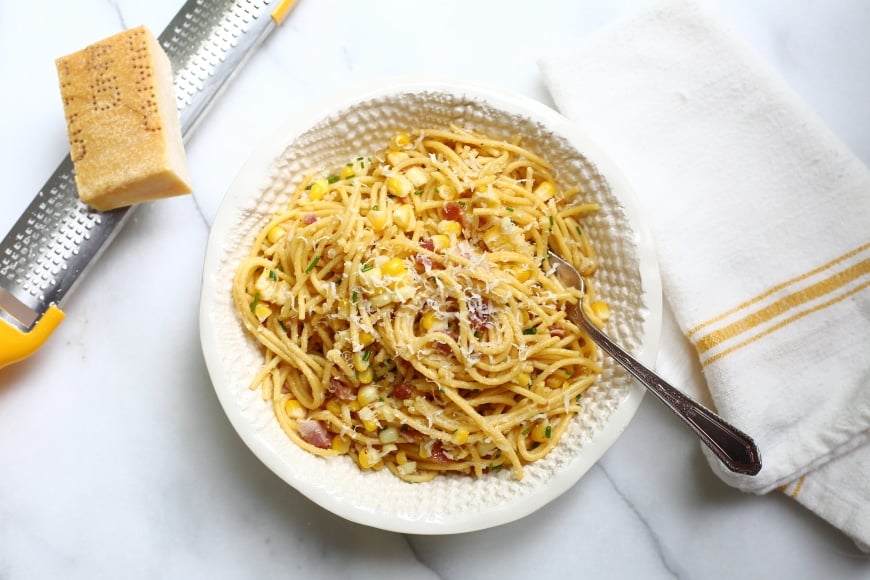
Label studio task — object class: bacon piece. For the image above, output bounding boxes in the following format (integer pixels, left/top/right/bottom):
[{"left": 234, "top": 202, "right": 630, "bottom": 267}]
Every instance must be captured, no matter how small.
[
  {"left": 328, "top": 376, "right": 356, "bottom": 401},
  {"left": 393, "top": 382, "right": 414, "bottom": 400},
  {"left": 303, "top": 213, "right": 317, "bottom": 225},
  {"left": 419, "top": 238, "right": 435, "bottom": 252},
  {"left": 297, "top": 420, "right": 332, "bottom": 449},
  {"left": 548, "top": 325, "right": 567, "bottom": 338},
  {"left": 429, "top": 441, "right": 452, "bottom": 465},
  {"left": 400, "top": 425, "right": 424, "bottom": 441},
  {"left": 434, "top": 329, "right": 459, "bottom": 354},
  {"left": 443, "top": 201, "right": 463, "bottom": 224}
]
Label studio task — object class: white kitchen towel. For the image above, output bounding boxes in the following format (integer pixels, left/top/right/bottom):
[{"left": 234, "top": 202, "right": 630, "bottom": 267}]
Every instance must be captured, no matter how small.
[{"left": 540, "top": 0, "right": 870, "bottom": 549}]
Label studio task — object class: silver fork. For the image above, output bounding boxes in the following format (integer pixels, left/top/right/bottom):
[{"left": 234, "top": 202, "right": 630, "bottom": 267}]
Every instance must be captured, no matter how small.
[{"left": 548, "top": 251, "right": 762, "bottom": 476}]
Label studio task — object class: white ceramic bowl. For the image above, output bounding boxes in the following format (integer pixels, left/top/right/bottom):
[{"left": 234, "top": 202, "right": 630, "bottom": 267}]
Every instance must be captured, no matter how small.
[{"left": 199, "top": 79, "right": 661, "bottom": 534}]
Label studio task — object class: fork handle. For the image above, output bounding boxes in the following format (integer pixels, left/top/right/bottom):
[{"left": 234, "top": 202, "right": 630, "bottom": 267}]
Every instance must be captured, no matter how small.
[{"left": 574, "top": 306, "right": 762, "bottom": 475}]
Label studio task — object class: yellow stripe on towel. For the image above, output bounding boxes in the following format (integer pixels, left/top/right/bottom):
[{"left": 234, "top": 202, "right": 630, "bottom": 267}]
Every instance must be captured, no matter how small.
[{"left": 688, "top": 243, "right": 870, "bottom": 366}]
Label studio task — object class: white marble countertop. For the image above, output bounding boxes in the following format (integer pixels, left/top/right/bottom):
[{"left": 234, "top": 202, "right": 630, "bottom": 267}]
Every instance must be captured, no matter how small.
[{"left": 1, "top": 1, "right": 868, "bottom": 578}]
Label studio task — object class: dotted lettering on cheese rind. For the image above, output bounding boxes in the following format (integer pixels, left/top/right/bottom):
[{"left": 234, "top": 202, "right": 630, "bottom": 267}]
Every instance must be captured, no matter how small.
[
  {"left": 126, "top": 27, "right": 161, "bottom": 133},
  {"left": 86, "top": 42, "right": 121, "bottom": 114}
]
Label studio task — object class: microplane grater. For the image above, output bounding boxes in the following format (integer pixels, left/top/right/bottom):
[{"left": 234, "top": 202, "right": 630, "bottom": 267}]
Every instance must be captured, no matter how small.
[{"left": 0, "top": 0, "right": 298, "bottom": 369}]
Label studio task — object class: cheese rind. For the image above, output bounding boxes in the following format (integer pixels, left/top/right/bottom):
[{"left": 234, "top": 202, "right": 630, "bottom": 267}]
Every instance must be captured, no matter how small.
[{"left": 56, "top": 26, "right": 192, "bottom": 211}]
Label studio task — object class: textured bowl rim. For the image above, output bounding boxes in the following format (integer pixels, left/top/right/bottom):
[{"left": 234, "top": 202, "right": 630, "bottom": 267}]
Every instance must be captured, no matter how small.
[{"left": 199, "top": 77, "right": 662, "bottom": 534}]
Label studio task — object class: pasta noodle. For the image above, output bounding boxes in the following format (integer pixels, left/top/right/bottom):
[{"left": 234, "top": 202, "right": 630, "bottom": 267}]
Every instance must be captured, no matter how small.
[{"left": 233, "top": 126, "right": 608, "bottom": 482}]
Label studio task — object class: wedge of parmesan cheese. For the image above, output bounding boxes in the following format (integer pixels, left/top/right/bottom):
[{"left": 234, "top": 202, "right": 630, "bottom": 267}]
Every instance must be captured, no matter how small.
[{"left": 55, "top": 26, "right": 192, "bottom": 211}]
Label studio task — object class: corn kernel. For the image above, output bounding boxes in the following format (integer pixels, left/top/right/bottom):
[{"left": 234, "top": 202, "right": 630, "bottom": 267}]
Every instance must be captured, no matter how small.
[
  {"left": 591, "top": 301, "right": 610, "bottom": 322},
  {"left": 405, "top": 166, "right": 428, "bottom": 188},
  {"left": 473, "top": 189, "right": 499, "bottom": 208},
  {"left": 544, "top": 374, "right": 564, "bottom": 389},
  {"left": 397, "top": 461, "right": 417, "bottom": 476},
  {"left": 515, "top": 268, "right": 532, "bottom": 283},
  {"left": 284, "top": 399, "right": 306, "bottom": 419},
  {"left": 267, "top": 225, "right": 286, "bottom": 244},
  {"left": 531, "top": 422, "right": 551, "bottom": 443},
  {"left": 437, "top": 220, "right": 462, "bottom": 236},
  {"left": 339, "top": 165, "right": 356, "bottom": 180},
  {"left": 395, "top": 450, "right": 408, "bottom": 465},
  {"left": 379, "top": 426, "right": 400, "bottom": 444},
  {"left": 358, "top": 331, "right": 375, "bottom": 347},
  {"left": 436, "top": 183, "right": 457, "bottom": 200},
  {"left": 391, "top": 204, "right": 416, "bottom": 231},
  {"left": 309, "top": 177, "right": 329, "bottom": 201},
  {"left": 363, "top": 419, "right": 379, "bottom": 433},
  {"left": 357, "top": 384, "right": 379, "bottom": 405},
  {"left": 367, "top": 209, "right": 388, "bottom": 232},
  {"left": 331, "top": 436, "right": 351, "bottom": 454},
  {"left": 326, "top": 399, "right": 342, "bottom": 416},
  {"left": 390, "top": 132, "right": 412, "bottom": 150},
  {"left": 358, "top": 447, "right": 376, "bottom": 469},
  {"left": 515, "top": 372, "right": 531, "bottom": 388},
  {"left": 357, "top": 367, "right": 374, "bottom": 385},
  {"left": 352, "top": 350, "right": 370, "bottom": 372},
  {"left": 386, "top": 175, "right": 413, "bottom": 198},
  {"left": 430, "top": 234, "right": 450, "bottom": 250},
  {"left": 348, "top": 400, "right": 362, "bottom": 412},
  {"left": 368, "top": 290, "right": 392, "bottom": 308},
  {"left": 420, "top": 311, "right": 442, "bottom": 331},
  {"left": 354, "top": 158, "right": 372, "bottom": 177},
  {"left": 533, "top": 180, "right": 557, "bottom": 200},
  {"left": 253, "top": 302, "right": 271, "bottom": 322},
  {"left": 386, "top": 150, "right": 409, "bottom": 166},
  {"left": 454, "top": 428, "right": 469, "bottom": 445},
  {"left": 482, "top": 227, "right": 505, "bottom": 250},
  {"left": 380, "top": 257, "right": 407, "bottom": 277}
]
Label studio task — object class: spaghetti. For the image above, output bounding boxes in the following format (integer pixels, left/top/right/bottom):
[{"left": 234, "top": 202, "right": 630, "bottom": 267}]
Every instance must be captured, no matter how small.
[{"left": 233, "top": 126, "right": 607, "bottom": 482}]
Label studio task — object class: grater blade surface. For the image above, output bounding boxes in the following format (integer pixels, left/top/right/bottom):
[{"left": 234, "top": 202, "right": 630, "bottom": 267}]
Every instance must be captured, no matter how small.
[{"left": 0, "top": 0, "right": 282, "bottom": 332}]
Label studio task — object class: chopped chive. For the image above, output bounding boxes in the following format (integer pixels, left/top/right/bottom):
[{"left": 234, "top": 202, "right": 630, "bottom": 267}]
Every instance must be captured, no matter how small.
[
  {"left": 458, "top": 201, "right": 466, "bottom": 207},
  {"left": 268, "top": 270, "right": 278, "bottom": 281},
  {"left": 545, "top": 425, "right": 552, "bottom": 439},
  {"left": 575, "top": 226, "right": 583, "bottom": 236},
  {"left": 414, "top": 189, "right": 424, "bottom": 195},
  {"left": 346, "top": 162, "right": 353, "bottom": 167},
  {"left": 278, "top": 321, "right": 287, "bottom": 333},
  {"left": 356, "top": 157, "right": 364, "bottom": 161},
  {"left": 351, "top": 290, "right": 359, "bottom": 303},
  {"left": 305, "top": 256, "right": 320, "bottom": 273},
  {"left": 521, "top": 427, "right": 531, "bottom": 436},
  {"left": 361, "top": 263, "right": 374, "bottom": 273},
  {"left": 327, "top": 175, "right": 340, "bottom": 184},
  {"left": 522, "top": 326, "right": 538, "bottom": 335},
  {"left": 489, "top": 463, "right": 504, "bottom": 471},
  {"left": 344, "top": 173, "right": 355, "bottom": 180},
  {"left": 549, "top": 215, "right": 554, "bottom": 227},
  {"left": 362, "top": 349, "right": 371, "bottom": 362},
  {"left": 505, "top": 206, "right": 514, "bottom": 212},
  {"left": 250, "top": 293, "right": 260, "bottom": 313},
  {"left": 372, "top": 204, "right": 380, "bottom": 211},
  {"left": 304, "top": 184, "right": 312, "bottom": 190}
]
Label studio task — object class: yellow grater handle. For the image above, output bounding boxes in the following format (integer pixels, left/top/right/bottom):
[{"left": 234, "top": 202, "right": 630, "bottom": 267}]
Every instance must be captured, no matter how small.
[{"left": 0, "top": 306, "right": 65, "bottom": 370}]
